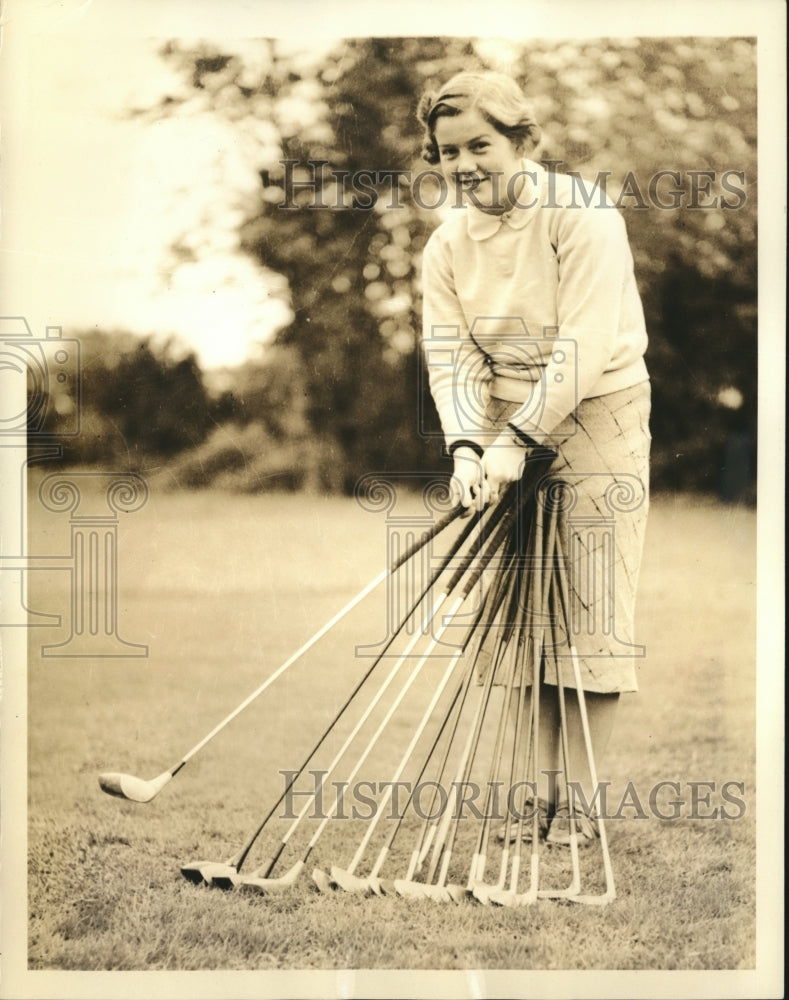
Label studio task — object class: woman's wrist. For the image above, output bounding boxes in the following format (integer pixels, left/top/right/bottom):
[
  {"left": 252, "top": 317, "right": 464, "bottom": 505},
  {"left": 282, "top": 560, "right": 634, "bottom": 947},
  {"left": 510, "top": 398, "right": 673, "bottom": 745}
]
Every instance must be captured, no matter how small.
[{"left": 445, "top": 439, "right": 484, "bottom": 460}]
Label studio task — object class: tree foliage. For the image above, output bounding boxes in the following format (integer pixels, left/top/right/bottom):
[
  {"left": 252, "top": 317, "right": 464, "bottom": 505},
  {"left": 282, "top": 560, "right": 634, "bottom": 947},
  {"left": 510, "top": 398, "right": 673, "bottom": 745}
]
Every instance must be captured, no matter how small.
[
  {"left": 38, "top": 331, "right": 217, "bottom": 468},
  {"left": 124, "top": 37, "right": 758, "bottom": 496}
]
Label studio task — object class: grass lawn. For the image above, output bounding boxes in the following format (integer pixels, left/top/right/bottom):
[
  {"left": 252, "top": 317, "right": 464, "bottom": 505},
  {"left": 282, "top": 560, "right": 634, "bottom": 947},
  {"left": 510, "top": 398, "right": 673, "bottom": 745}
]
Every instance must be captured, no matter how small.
[{"left": 23, "top": 484, "right": 757, "bottom": 974}]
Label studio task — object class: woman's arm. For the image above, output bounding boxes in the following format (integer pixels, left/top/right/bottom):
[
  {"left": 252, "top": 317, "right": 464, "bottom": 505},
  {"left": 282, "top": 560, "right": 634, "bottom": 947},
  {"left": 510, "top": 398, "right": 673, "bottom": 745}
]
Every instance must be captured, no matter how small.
[
  {"left": 504, "top": 202, "right": 640, "bottom": 446},
  {"left": 421, "top": 232, "right": 495, "bottom": 453},
  {"left": 484, "top": 201, "right": 642, "bottom": 493}
]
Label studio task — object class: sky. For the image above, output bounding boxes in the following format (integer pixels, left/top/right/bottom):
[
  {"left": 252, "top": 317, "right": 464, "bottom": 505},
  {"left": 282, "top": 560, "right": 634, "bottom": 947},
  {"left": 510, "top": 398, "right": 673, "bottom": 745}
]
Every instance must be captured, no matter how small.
[{"left": 1, "top": 6, "right": 336, "bottom": 369}]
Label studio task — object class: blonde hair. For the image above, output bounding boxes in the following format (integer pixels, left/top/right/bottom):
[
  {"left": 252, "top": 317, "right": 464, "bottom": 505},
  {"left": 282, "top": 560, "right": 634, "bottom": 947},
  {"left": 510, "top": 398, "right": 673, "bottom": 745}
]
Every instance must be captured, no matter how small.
[{"left": 417, "top": 72, "right": 541, "bottom": 165}]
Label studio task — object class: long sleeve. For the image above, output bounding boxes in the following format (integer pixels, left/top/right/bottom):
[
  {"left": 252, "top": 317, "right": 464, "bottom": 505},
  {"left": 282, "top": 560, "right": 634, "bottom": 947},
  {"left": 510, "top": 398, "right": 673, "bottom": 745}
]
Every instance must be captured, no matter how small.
[
  {"left": 506, "top": 202, "right": 648, "bottom": 445},
  {"left": 421, "top": 232, "right": 497, "bottom": 450}
]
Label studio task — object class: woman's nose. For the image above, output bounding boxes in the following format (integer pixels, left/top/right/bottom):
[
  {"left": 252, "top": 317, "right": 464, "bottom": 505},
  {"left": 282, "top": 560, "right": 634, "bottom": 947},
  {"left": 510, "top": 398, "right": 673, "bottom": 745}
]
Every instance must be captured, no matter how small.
[{"left": 456, "top": 150, "right": 476, "bottom": 174}]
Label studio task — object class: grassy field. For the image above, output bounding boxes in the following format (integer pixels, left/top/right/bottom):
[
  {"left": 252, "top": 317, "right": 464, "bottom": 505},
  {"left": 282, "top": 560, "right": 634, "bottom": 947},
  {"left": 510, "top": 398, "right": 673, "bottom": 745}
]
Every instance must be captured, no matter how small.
[{"left": 23, "top": 484, "right": 757, "bottom": 974}]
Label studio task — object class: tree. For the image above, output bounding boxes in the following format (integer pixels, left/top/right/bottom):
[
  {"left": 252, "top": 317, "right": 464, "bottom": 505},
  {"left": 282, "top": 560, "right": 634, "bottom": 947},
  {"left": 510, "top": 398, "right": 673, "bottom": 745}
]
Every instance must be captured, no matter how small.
[
  {"left": 45, "top": 331, "right": 217, "bottom": 468},
  {"left": 143, "top": 36, "right": 757, "bottom": 495}
]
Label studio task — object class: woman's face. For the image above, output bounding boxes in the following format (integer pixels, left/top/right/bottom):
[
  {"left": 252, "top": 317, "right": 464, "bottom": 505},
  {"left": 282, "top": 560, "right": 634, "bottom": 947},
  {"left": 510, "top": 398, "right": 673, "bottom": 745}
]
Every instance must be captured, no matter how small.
[{"left": 433, "top": 107, "right": 524, "bottom": 215}]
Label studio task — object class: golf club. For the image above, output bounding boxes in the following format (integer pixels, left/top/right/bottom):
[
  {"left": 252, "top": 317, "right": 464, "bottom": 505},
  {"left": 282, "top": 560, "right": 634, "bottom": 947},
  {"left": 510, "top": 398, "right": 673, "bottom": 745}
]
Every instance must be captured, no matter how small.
[
  {"left": 552, "top": 526, "right": 617, "bottom": 906},
  {"left": 396, "top": 550, "right": 524, "bottom": 902},
  {"left": 322, "top": 507, "right": 517, "bottom": 894},
  {"left": 236, "top": 581, "right": 487, "bottom": 895},
  {"left": 99, "top": 502, "right": 464, "bottom": 803},
  {"left": 181, "top": 502, "right": 493, "bottom": 884},
  {"left": 201, "top": 492, "right": 517, "bottom": 887}
]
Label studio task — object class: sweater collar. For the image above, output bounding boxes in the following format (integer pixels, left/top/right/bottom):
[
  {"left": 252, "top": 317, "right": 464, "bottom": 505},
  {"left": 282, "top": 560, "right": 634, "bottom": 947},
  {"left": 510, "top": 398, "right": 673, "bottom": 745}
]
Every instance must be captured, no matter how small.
[{"left": 466, "top": 158, "right": 545, "bottom": 241}]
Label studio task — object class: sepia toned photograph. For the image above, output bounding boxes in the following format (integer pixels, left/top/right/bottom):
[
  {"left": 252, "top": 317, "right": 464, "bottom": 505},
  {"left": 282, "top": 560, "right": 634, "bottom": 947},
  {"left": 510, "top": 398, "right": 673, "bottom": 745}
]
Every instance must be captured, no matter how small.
[{"left": 0, "top": 1, "right": 784, "bottom": 998}]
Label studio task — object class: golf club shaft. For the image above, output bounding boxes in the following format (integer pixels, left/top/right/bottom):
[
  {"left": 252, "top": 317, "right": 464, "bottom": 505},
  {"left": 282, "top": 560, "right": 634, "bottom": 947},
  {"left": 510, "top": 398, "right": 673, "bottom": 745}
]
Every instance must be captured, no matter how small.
[
  {"left": 290, "top": 592, "right": 474, "bottom": 873},
  {"left": 227, "top": 503, "right": 493, "bottom": 871},
  {"left": 163, "top": 503, "right": 465, "bottom": 780},
  {"left": 250, "top": 496, "right": 522, "bottom": 875},
  {"left": 552, "top": 527, "right": 616, "bottom": 902},
  {"left": 428, "top": 556, "right": 524, "bottom": 887},
  {"left": 342, "top": 510, "right": 520, "bottom": 875},
  {"left": 549, "top": 571, "right": 582, "bottom": 894}
]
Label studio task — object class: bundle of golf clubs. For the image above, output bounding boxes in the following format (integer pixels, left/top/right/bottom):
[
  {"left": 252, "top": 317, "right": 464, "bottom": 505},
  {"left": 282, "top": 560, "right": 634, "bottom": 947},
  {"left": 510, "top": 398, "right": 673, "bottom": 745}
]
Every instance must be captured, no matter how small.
[{"left": 99, "top": 452, "right": 614, "bottom": 907}]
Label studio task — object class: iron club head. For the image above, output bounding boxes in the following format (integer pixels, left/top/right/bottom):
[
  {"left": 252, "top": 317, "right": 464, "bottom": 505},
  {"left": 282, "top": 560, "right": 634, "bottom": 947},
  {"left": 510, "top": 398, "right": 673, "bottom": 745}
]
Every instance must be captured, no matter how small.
[
  {"left": 394, "top": 879, "right": 453, "bottom": 902},
  {"left": 236, "top": 860, "right": 305, "bottom": 894},
  {"left": 444, "top": 883, "right": 473, "bottom": 904},
  {"left": 311, "top": 868, "right": 337, "bottom": 893},
  {"left": 329, "top": 866, "right": 375, "bottom": 895}
]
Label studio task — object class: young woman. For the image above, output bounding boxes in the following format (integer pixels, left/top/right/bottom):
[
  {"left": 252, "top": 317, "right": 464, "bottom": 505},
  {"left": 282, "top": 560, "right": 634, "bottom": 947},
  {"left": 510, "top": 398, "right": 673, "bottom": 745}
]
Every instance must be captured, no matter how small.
[{"left": 418, "top": 71, "right": 651, "bottom": 843}]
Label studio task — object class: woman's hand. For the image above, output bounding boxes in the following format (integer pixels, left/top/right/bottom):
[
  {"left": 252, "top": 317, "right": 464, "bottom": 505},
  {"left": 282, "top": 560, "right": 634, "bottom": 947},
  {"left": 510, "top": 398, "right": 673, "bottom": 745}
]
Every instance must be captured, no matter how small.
[
  {"left": 482, "top": 431, "right": 528, "bottom": 504},
  {"left": 450, "top": 446, "right": 488, "bottom": 512}
]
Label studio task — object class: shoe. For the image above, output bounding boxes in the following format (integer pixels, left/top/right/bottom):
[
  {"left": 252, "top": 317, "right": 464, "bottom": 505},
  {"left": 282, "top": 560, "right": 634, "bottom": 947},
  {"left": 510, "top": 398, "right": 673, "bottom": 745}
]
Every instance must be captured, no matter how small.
[
  {"left": 495, "top": 798, "right": 551, "bottom": 843},
  {"left": 545, "top": 802, "right": 599, "bottom": 846}
]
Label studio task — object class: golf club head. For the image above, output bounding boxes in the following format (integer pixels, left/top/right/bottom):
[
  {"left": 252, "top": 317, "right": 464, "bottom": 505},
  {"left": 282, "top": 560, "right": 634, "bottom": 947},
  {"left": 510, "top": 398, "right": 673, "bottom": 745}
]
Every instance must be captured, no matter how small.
[
  {"left": 329, "top": 866, "right": 373, "bottom": 895},
  {"left": 237, "top": 860, "right": 305, "bottom": 895},
  {"left": 180, "top": 860, "right": 237, "bottom": 886},
  {"left": 375, "top": 878, "right": 395, "bottom": 896},
  {"left": 486, "top": 889, "right": 518, "bottom": 908},
  {"left": 444, "top": 882, "right": 472, "bottom": 904},
  {"left": 394, "top": 879, "right": 452, "bottom": 902},
  {"left": 365, "top": 876, "right": 384, "bottom": 896},
  {"left": 311, "top": 868, "right": 337, "bottom": 893},
  {"left": 98, "top": 770, "right": 171, "bottom": 803},
  {"left": 567, "top": 889, "right": 617, "bottom": 907},
  {"left": 210, "top": 870, "right": 243, "bottom": 891},
  {"left": 471, "top": 884, "right": 495, "bottom": 905}
]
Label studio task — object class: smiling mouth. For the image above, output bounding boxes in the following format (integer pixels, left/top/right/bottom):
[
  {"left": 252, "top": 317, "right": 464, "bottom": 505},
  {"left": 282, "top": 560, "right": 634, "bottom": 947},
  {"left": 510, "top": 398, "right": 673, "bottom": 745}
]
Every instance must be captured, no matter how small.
[{"left": 456, "top": 174, "right": 486, "bottom": 192}]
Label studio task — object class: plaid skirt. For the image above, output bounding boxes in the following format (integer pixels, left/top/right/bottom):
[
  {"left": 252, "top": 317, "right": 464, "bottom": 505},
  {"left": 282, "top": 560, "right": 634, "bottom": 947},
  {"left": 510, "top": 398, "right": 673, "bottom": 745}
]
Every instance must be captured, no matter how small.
[{"left": 475, "top": 380, "right": 651, "bottom": 694}]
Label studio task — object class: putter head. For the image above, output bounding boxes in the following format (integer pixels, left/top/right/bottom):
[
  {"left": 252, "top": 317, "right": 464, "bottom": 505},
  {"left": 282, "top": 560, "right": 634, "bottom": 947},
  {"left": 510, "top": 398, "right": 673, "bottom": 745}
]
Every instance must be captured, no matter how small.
[
  {"left": 311, "top": 868, "right": 337, "bottom": 893},
  {"left": 329, "top": 866, "right": 373, "bottom": 895},
  {"left": 98, "top": 770, "right": 171, "bottom": 803},
  {"left": 375, "top": 878, "right": 395, "bottom": 896},
  {"left": 180, "top": 860, "right": 237, "bottom": 886}
]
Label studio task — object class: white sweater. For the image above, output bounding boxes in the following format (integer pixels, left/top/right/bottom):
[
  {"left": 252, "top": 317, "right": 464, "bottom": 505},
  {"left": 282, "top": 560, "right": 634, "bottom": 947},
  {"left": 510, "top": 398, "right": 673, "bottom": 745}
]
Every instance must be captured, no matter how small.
[{"left": 421, "top": 158, "right": 649, "bottom": 448}]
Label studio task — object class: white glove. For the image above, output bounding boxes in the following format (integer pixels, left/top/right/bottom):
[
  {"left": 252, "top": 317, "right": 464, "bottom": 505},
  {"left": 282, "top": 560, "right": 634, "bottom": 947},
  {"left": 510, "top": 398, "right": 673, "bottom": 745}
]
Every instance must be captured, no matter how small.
[{"left": 450, "top": 446, "right": 489, "bottom": 512}]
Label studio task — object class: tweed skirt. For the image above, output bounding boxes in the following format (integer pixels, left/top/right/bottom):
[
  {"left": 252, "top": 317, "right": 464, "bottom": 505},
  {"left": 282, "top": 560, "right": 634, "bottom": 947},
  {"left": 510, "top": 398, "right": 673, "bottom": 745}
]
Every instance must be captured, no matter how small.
[{"left": 475, "top": 380, "right": 651, "bottom": 694}]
